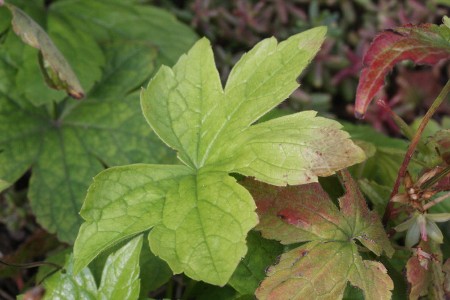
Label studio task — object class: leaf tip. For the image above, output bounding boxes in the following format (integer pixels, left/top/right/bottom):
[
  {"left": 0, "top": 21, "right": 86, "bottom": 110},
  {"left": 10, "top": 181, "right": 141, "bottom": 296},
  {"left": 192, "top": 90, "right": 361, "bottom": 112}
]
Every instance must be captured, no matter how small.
[
  {"left": 354, "top": 109, "right": 365, "bottom": 119},
  {"left": 69, "top": 90, "right": 85, "bottom": 100},
  {"left": 314, "top": 25, "right": 328, "bottom": 37}
]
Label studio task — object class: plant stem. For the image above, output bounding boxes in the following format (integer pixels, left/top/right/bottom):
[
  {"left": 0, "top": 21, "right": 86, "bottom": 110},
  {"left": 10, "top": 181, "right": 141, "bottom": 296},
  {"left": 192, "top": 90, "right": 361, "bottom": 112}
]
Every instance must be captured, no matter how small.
[
  {"left": 376, "top": 99, "right": 429, "bottom": 154},
  {"left": 383, "top": 79, "right": 450, "bottom": 224},
  {"left": 0, "top": 259, "right": 62, "bottom": 270}
]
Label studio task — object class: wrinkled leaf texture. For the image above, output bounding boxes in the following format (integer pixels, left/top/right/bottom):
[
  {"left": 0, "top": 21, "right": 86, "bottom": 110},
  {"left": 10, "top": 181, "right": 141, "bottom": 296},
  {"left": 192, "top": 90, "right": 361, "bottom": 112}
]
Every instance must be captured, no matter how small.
[
  {"left": 74, "top": 27, "right": 366, "bottom": 286},
  {"left": 247, "top": 170, "right": 394, "bottom": 300}
]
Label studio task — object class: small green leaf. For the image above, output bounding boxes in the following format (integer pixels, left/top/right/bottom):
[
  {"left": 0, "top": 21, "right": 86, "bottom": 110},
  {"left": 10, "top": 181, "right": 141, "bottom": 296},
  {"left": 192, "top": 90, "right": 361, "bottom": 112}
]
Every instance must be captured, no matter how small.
[
  {"left": 44, "top": 236, "right": 143, "bottom": 300},
  {"left": 5, "top": 3, "right": 84, "bottom": 99},
  {"left": 344, "top": 122, "right": 411, "bottom": 186},
  {"left": 98, "top": 235, "right": 143, "bottom": 300},
  {"left": 358, "top": 179, "right": 391, "bottom": 215},
  {"left": 229, "top": 231, "right": 283, "bottom": 295},
  {"left": 43, "top": 255, "right": 97, "bottom": 300}
]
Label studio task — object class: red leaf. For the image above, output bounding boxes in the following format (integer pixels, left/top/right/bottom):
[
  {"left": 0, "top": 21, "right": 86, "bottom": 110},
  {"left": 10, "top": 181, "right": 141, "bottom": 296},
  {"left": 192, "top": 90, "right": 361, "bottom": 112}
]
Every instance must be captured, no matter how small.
[
  {"left": 245, "top": 170, "right": 395, "bottom": 300},
  {"left": 354, "top": 23, "right": 450, "bottom": 118},
  {"left": 406, "top": 241, "right": 445, "bottom": 299}
]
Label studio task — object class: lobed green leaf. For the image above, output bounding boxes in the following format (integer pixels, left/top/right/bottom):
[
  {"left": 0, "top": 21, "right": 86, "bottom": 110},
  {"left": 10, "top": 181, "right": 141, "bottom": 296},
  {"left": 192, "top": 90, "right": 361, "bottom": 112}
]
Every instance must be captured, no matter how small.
[{"left": 75, "top": 27, "right": 366, "bottom": 286}]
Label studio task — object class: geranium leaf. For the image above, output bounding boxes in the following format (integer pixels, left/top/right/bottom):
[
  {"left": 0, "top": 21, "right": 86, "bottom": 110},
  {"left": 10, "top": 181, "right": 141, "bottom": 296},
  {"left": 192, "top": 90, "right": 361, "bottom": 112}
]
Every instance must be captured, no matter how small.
[
  {"left": 0, "top": 0, "right": 196, "bottom": 241},
  {"left": 256, "top": 242, "right": 392, "bottom": 300},
  {"left": 354, "top": 22, "right": 450, "bottom": 118},
  {"left": 244, "top": 180, "right": 345, "bottom": 244},
  {"left": 246, "top": 170, "right": 393, "bottom": 299},
  {"left": 48, "top": 0, "right": 196, "bottom": 67},
  {"left": 406, "top": 241, "right": 445, "bottom": 300},
  {"left": 75, "top": 27, "right": 366, "bottom": 286},
  {"left": 338, "top": 170, "right": 394, "bottom": 256},
  {"left": 142, "top": 28, "right": 365, "bottom": 184}
]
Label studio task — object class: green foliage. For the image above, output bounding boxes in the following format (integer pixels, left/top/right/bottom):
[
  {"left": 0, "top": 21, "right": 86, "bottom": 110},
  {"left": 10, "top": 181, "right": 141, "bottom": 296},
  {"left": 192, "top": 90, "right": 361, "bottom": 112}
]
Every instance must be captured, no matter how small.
[
  {"left": 43, "top": 235, "right": 143, "bottom": 300},
  {"left": 73, "top": 27, "right": 365, "bottom": 286},
  {"left": 229, "top": 231, "right": 283, "bottom": 295},
  {"left": 2, "top": 3, "right": 449, "bottom": 299},
  {"left": 0, "top": 0, "right": 197, "bottom": 242},
  {"left": 5, "top": 3, "right": 84, "bottom": 98}
]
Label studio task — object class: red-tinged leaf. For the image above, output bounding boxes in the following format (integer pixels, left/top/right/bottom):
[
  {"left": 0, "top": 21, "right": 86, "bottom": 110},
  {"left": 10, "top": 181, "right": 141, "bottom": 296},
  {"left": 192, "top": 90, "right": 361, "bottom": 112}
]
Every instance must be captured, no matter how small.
[
  {"left": 406, "top": 254, "right": 431, "bottom": 300},
  {"left": 354, "top": 23, "right": 450, "bottom": 118},
  {"left": 337, "top": 170, "right": 394, "bottom": 256},
  {"left": 406, "top": 241, "right": 445, "bottom": 300},
  {"left": 245, "top": 170, "right": 394, "bottom": 300},
  {"left": 245, "top": 170, "right": 394, "bottom": 256},
  {"left": 256, "top": 241, "right": 393, "bottom": 300},
  {"left": 245, "top": 180, "right": 344, "bottom": 244}
]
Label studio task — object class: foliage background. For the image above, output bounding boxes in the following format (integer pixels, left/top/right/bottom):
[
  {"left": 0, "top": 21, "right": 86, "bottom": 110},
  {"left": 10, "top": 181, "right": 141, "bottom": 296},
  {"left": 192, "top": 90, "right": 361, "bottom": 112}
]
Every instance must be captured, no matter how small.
[{"left": 0, "top": 0, "right": 449, "bottom": 299}]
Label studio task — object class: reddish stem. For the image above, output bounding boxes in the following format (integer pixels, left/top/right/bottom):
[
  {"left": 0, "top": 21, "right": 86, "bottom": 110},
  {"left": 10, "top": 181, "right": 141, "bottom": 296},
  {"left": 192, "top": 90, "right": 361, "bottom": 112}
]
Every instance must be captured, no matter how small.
[{"left": 383, "top": 79, "right": 450, "bottom": 224}]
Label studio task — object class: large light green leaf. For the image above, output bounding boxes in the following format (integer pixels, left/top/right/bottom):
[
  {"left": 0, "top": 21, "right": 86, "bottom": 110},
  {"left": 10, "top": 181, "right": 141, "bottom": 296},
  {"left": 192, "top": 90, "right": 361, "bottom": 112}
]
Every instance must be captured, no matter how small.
[
  {"left": 75, "top": 27, "right": 365, "bottom": 286},
  {"left": 0, "top": 1, "right": 196, "bottom": 241},
  {"left": 246, "top": 170, "right": 394, "bottom": 300}
]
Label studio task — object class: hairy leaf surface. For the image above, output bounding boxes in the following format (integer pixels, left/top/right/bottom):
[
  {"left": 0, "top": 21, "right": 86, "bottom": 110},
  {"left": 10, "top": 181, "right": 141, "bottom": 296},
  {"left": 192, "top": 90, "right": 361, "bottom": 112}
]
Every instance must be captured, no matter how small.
[
  {"left": 354, "top": 23, "right": 450, "bottom": 118},
  {"left": 75, "top": 27, "right": 365, "bottom": 285},
  {"left": 246, "top": 170, "right": 393, "bottom": 300}
]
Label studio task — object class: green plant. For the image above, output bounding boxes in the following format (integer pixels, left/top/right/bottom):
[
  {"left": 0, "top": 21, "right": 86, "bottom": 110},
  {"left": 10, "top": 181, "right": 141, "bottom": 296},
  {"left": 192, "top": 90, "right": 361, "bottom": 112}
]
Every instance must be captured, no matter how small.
[
  {"left": 2, "top": 2, "right": 450, "bottom": 300},
  {"left": 0, "top": 0, "right": 197, "bottom": 242},
  {"left": 73, "top": 26, "right": 365, "bottom": 286}
]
